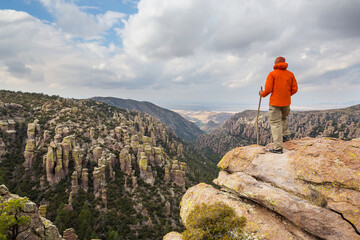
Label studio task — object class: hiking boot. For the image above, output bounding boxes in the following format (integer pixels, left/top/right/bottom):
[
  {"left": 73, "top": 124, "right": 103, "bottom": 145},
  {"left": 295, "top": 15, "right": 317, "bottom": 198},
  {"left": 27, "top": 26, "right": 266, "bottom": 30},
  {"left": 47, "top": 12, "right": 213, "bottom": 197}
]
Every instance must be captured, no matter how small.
[
  {"left": 283, "top": 135, "right": 291, "bottom": 142},
  {"left": 269, "top": 149, "right": 283, "bottom": 154}
]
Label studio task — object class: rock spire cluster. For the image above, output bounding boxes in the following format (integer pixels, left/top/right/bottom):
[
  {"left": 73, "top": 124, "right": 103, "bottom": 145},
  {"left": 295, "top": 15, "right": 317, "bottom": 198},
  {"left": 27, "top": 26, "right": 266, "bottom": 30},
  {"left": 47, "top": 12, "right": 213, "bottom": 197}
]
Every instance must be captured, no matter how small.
[{"left": 23, "top": 100, "right": 188, "bottom": 209}]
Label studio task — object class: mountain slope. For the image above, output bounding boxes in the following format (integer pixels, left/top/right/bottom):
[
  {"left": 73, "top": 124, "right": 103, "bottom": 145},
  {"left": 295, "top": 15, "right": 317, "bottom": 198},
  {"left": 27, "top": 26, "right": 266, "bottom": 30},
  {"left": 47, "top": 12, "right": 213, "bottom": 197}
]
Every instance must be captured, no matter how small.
[
  {"left": 0, "top": 90, "right": 217, "bottom": 240},
  {"left": 92, "top": 97, "right": 204, "bottom": 143},
  {"left": 196, "top": 105, "right": 360, "bottom": 156}
]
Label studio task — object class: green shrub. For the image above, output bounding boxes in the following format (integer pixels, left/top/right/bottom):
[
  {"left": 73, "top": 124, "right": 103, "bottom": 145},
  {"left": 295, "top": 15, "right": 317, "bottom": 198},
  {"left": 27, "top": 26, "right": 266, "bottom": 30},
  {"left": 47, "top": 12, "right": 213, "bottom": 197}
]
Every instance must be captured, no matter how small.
[
  {"left": 0, "top": 197, "right": 31, "bottom": 240},
  {"left": 182, "top": 202, "right": 246, "bottom": 240}
]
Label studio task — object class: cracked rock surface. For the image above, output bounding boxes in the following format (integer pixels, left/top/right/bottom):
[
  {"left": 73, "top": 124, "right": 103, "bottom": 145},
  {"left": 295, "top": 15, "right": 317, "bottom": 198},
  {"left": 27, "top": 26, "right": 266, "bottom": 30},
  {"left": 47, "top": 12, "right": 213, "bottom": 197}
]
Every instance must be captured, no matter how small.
[{"left": 170, "top": 137, "right": 360, "bottom": 240}]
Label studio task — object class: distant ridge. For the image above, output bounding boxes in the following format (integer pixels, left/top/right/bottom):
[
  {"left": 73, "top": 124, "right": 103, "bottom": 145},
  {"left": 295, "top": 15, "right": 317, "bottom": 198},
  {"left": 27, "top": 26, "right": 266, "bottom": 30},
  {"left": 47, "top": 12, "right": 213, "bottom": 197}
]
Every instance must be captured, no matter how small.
[{"left": 92, "top": 96, "right": 204, "bottom": 142}]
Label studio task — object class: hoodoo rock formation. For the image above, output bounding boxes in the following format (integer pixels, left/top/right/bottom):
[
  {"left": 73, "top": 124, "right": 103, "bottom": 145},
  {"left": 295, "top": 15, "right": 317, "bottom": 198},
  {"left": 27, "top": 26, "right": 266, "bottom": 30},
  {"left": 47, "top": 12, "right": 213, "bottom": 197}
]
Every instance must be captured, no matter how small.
[
  {"left": 166, "top": 137, "right": 360, "bottom": 240},
  {"left": 25, "top": 100, "right": 188, "bottom": 209},
  {"left": 0, "top": 138, "right": 5, "bottom": 159},
  {"left": 0, "top": 90, "right": 218, "bottom": 239},
  {"left": 23, "top": 120, "right": 41, "bottom": 168}
]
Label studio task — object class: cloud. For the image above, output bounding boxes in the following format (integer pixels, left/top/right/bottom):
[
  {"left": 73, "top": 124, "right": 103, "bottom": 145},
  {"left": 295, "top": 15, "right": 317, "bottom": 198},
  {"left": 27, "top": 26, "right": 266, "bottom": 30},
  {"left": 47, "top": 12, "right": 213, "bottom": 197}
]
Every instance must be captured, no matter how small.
[
  {"left": 1, "top": 0, "right": 360, "bottom": 109},
  {"left": 0, "top": 9, "right": 137, "bottom": 91},
  {"left": 37, "top": 0, "right": 126, "bottom": 39},
  {"left": 4, "top": 61, "right": 32, "bottom": 78},
  {"left": 122, "top": 0, "right": 252, "bottom": 59},
  {"left": 121, "top": 0, "right": 293, "bottom": 59},
  {"left": 120, "top": 0, "right": 360, "bottom": 91},
  {"left": 311, "top": 0, "right": 360, "bottom": 38}
]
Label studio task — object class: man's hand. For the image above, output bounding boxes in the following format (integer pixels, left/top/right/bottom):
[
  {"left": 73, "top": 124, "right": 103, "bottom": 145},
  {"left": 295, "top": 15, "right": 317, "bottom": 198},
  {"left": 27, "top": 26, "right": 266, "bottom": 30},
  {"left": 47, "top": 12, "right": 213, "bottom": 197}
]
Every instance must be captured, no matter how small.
[{"left": 259, "top": 90, "right": 263, "bottom": 96}]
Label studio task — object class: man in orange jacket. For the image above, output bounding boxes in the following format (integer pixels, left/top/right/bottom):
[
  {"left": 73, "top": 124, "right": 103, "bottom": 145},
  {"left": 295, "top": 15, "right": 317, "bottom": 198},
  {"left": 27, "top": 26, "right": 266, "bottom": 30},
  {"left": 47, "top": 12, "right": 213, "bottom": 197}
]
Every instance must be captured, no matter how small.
[{"left": 259, "top": 56, "right": 298, "bottom": 154}]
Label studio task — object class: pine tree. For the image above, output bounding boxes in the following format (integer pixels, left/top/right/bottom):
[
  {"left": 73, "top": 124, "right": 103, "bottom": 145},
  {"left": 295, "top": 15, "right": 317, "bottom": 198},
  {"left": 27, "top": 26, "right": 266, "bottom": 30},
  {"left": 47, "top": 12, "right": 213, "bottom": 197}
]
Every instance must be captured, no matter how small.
[
  {"left": 77, "top": 203, "right": 94, "bottom": 240},
  {"left": 0, "top": 197, "right": 31, "bottom": 240},
  {"left": 54, "top": 203, "right": 70, "bottom": 234}
]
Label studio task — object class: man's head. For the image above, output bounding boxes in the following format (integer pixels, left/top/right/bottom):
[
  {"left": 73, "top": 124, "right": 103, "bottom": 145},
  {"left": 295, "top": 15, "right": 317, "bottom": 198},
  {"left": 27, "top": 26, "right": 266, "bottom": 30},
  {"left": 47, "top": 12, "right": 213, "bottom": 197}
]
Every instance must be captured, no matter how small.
[{"left": 275, "top": 56, "right": 285, "bottom": 64}]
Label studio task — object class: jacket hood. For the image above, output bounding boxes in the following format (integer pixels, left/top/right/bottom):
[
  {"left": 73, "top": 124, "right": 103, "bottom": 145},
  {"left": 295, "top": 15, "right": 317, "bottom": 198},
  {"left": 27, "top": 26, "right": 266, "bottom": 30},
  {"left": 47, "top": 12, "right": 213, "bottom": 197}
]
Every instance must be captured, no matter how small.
[{"left": 274, "top": 62, "right": 288, "bottom": 70}]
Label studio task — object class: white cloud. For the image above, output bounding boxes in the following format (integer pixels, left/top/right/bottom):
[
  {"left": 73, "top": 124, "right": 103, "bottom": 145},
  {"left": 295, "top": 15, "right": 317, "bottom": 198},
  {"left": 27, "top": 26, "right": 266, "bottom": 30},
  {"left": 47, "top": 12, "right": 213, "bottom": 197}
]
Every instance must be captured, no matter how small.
[
  {"left": 121, "top": 0, "right": 213, "bottom": 59},
  {"left": 119, "top": 0, "right": 360, "bottom": 93},
  {"left": 1, "top": 0, "right": 360, "bottom": 110},
  {"left": 0, "top": 9, "right": 136, "bottom": 93},
  {"left": 37, "top": 0, "right": 126, "bottom": 39}
]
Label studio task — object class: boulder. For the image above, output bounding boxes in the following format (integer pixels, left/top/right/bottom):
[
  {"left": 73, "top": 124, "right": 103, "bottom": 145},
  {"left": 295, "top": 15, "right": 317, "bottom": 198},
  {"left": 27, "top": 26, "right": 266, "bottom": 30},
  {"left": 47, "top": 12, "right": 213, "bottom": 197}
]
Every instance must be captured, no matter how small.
[
  {"left": 178, "top": 138, "right": 360, "bottom": 240},
  {"left": 180, "top": 183, "right": 317, "bottom": 240},
  {"left": 63, "top": 228, "right": 78, "bottom": 240},
  {"left": 163, "top": 232, "right": 183, "bottom": 240}
]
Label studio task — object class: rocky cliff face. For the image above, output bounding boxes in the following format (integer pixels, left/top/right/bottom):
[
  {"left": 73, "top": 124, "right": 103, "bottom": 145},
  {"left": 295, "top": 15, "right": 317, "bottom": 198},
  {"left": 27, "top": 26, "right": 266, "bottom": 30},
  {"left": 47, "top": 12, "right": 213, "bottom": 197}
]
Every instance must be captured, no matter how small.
[
  {"left": 166, "top": 137, "right": 360, "bottom": 240},
  {"left": 0, "top": 185, "right": 63, "bottom": 240},
  {"left": 196, "top": 105, "right": 360, "bottom": 156}
]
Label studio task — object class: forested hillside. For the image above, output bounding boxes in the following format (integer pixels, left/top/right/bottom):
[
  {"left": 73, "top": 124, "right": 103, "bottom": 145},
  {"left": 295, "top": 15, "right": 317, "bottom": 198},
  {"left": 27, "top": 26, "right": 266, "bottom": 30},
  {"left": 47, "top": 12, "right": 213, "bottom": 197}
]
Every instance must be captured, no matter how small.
[{"left": 0, "top": 90, "right": 217, "bottom": 240}]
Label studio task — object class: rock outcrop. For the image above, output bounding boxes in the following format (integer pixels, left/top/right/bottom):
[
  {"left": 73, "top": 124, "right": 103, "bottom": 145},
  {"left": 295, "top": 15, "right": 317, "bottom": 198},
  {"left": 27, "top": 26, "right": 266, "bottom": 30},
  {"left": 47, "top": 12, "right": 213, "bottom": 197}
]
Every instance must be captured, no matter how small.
[
  {"left": 45, "top": 131, "right": 84, "bottom": 186},
  {"left": 0, "top": 185, "right": 64, "bottom": 240},
  {"left": 0, "top": 119, "right": 17, "bottom": 140},
  {"left": 63, "top": 228, "right": 78, "bottom": 240},
  {"left": 0, "top": 138, "right": 5, "bottom": 159},
  {"left": 164, "top": 158, "right": 187, "bottom": 190},
  {"left": 23, "top": 120, "right": 41, "bottom": 168},
  {"left": 172, "top": 138, "right": 360, "bottom": 240},
  {"left": 163, "top": 231, "right": 183, "bottom": 240}
]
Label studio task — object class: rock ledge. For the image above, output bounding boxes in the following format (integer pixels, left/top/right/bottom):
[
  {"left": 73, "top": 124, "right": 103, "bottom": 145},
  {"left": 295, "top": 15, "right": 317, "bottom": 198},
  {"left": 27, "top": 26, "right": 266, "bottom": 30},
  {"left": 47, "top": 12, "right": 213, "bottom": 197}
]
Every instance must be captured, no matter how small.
[{"left": 166, "top": 138, "right": 360, "bottom": 240}]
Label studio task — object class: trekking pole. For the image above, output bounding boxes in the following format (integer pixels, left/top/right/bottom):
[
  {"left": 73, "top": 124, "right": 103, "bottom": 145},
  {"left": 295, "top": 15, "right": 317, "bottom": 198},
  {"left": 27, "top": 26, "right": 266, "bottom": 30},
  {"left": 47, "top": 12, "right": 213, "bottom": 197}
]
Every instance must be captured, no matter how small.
[{"left": 256, "top": 86, "right": 263, "bottom": 145}]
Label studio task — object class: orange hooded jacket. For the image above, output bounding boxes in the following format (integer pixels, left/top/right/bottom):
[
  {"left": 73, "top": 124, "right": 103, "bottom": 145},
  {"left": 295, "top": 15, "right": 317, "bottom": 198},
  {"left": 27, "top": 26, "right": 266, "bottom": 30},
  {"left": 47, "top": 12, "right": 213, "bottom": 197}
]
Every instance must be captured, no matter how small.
[{"left": 260, "top": 62, "right": 298, "bottom": 106}]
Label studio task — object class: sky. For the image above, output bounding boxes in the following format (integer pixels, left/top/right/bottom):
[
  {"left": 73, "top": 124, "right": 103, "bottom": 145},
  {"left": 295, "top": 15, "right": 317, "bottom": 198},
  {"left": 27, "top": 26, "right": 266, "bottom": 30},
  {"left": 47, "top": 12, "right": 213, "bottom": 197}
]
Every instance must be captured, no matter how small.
[{"left": 0, "top": 0, "right": 360, "bottom": 112}]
